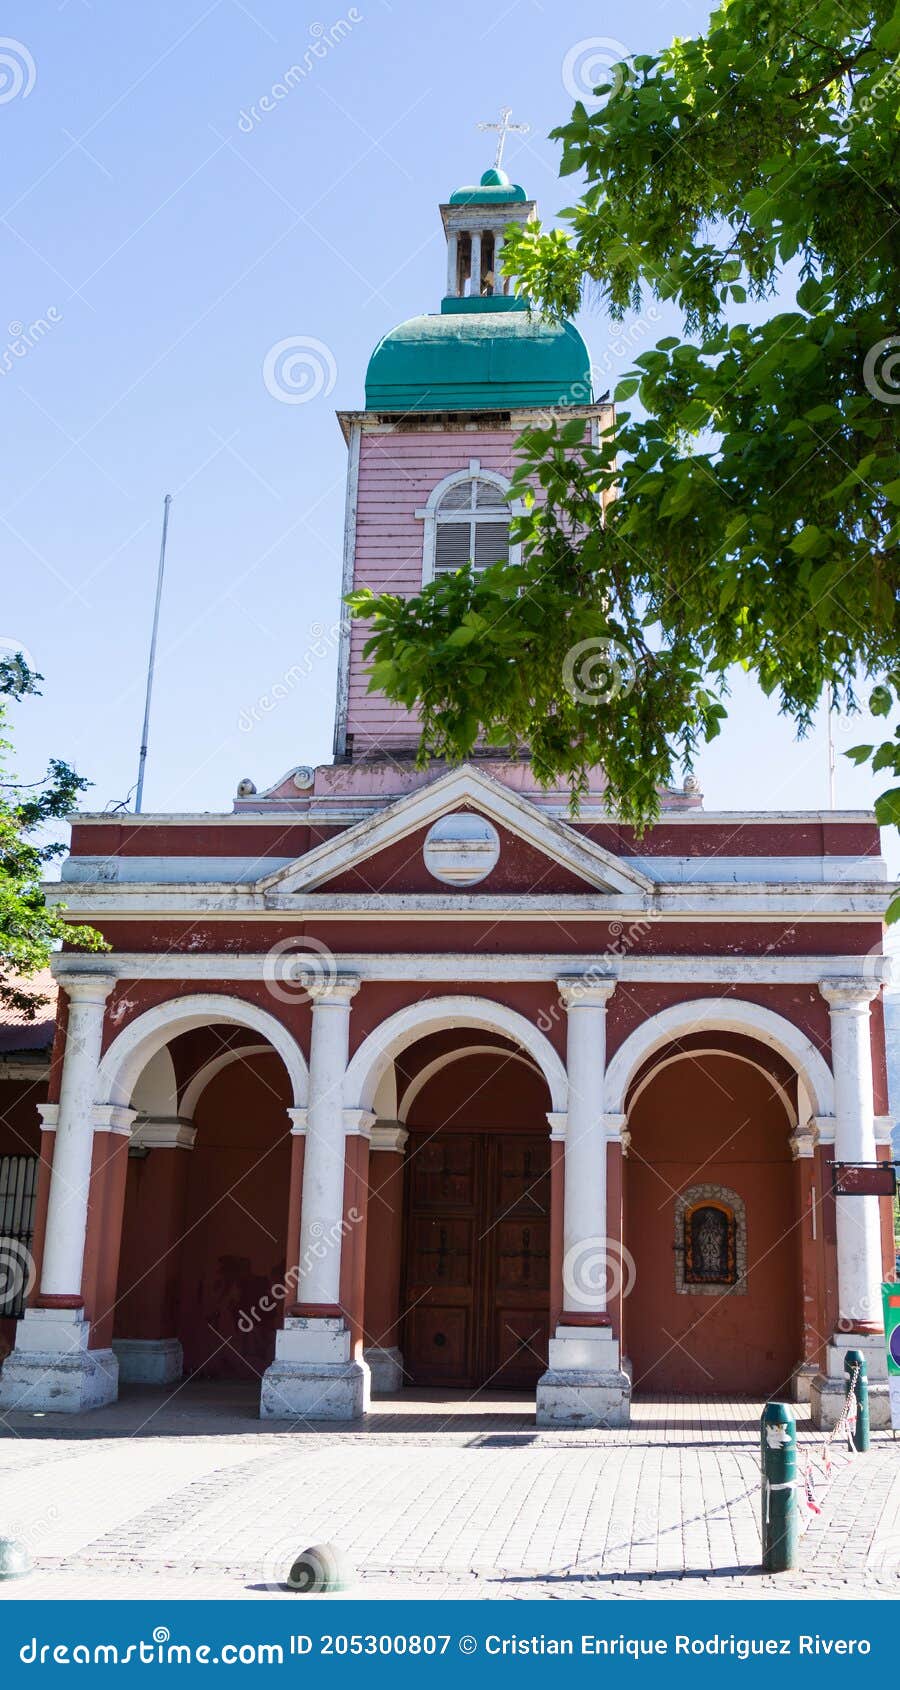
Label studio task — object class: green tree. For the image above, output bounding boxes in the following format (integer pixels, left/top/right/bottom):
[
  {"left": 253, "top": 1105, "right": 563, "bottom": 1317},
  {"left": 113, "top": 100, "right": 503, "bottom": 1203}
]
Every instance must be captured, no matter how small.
[
  {"left": 350, "top": 0, "right": 900, "bottom": 846},
  {"left": 0, "top": 655, "right": 106, "bottom": 1017}
]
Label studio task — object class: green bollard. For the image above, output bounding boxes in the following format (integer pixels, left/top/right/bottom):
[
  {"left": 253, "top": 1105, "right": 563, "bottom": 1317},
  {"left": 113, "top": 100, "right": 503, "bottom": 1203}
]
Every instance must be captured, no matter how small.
[
  {"left": 845, "top": 1349, "right": 870, "bottom": 1453},
  {"left": 760, "top": 1401, "right": 798, "bottom": 1571}
]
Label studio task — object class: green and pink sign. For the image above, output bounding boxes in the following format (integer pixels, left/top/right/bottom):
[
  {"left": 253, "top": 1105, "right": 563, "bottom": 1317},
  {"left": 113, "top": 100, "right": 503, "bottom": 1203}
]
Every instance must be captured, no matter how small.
[{"left": 883, "top": 1282, "right": 900, "bottom": 1430}]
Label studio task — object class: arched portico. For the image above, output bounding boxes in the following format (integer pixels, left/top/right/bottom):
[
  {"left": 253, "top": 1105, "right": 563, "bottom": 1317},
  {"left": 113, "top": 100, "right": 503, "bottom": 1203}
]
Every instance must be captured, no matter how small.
[
  {"left": 606, "top": 999, "right": 836, "bottom": 1402},
  {"left": 604, "top": 996, "right": 835, "bottom": 1123},
  {"left": 344, "top": 994, "right": 568, "bottom": 1115},
  {"left": 98, "top": 993, "right": 308, "bottom": 1111}
]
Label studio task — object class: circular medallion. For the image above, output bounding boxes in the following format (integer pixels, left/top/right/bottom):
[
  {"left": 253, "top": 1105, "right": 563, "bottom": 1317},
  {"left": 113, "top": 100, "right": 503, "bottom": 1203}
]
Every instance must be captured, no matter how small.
[{"left": 423, "top": 812, "right": 500, "bottom": 886}]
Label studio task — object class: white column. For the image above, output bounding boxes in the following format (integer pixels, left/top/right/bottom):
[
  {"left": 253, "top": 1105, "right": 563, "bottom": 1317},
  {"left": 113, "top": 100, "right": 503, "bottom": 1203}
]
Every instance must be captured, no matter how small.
[
  {"left": 469, "top": 230, "right": 482, "bottom": 296},
  {"left": 40, "top": 974, "right": 115, "bottom": 1299},
  {"left": 492, "top": 230, "right": 505, "bottom": 294},
  {"left": 445, "top": 231, "right": 458, "bottom": 297},
  {"left": 820, "top": 979, "right": 884, "bottom": 1333},
  {"left": 537, "top": 975, "right": 629, "bottom": 1427},
  {"left": 296, "top": 975, "right": 360, "bottom": 1308},
  {"left": 261, "top": 974, "right": 370, "bottom": 1419},
  {"left": 559, "top": 976, "right": 615, "bottom": 1317}
]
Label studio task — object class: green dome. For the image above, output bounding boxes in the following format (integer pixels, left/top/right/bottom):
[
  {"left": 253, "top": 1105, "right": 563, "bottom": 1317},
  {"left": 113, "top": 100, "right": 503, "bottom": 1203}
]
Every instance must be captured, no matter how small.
[
  {"left": 448, "top": 167, "right": 527, "bottom": 206},
  {"left": 365, "top": 303, "right": 592, "bottom": 412}
]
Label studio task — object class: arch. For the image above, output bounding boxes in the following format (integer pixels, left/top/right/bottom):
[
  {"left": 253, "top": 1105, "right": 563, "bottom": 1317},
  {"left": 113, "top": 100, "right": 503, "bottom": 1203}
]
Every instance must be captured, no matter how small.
[
  {"left": 604, "top": 997, "right": 834, "bottom": 1121},
  {"left": 98, "top": 994, "right": 308, "bottom": 1110},
  {"left": 398, "top": 1042, "right": 544, "bottom": 1124},
  {"left": 626, "top": 1047, "right": 797, "bottom": 1130},
  {"left": 130, "top": 1046, "right": 178, "bottom": 1117},
  {"left": 344, "top": 995, "right": 567, "bottom": 1114},
  {"left": 180, "top": 1043, "right": 275, "bottom": 1120}
]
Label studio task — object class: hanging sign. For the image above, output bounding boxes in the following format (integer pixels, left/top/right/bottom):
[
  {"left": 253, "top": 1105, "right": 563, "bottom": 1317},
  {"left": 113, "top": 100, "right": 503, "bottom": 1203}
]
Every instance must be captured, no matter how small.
[
  {"left": 831, "top": 1162, "right": 897, "bottom": 1197},
  {"left": 883, "top": 1283, "right": 900, "bottom": 1432}
]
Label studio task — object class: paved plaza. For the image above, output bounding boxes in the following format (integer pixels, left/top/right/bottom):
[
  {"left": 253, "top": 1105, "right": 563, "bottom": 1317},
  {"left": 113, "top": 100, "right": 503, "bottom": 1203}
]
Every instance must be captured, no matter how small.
[{"left": 0, "top": 1387, "right": 897, "bottom": 1601}]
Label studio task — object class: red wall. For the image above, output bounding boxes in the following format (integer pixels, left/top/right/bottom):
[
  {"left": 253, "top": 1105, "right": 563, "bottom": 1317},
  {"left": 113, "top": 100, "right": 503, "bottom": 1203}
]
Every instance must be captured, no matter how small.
[
  {"left": 625, "top": 1052, "right": 801, "bottom": 1396},
  {"left": 114, "top": 1052, "right": 294, "bottom": 1381}
]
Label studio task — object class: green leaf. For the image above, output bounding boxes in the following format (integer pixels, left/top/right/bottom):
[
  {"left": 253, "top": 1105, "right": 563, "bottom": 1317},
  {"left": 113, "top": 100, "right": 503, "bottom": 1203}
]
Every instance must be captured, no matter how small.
[
  {"left": 870, "top": 685, "right": 893, "bottom": 717},
  {"left": 874, "top": 786, "right": 900, "bottom": 825}
]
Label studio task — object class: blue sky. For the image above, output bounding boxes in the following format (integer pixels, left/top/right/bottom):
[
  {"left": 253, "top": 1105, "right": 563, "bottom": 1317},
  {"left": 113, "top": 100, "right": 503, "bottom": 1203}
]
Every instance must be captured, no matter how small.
[{"left": 1, "top": 0, "right": 896, "bottom": 876}]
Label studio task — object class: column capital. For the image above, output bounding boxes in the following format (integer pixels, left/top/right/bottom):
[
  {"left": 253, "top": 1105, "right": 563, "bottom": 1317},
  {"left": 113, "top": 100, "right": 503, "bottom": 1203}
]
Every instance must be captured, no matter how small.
[
  {"left": 557, "top": 974, "right": 616, "bottom": 1009},
  {"left": 56, "top": 972, "right": 117, "bottom": 1008},
  {"left": 604, "top": 1111, "right": 629, "bottom": 1143},
  {"left": 819, "top": 977, "right": 880, "bottom": 1010},
  {"left": 874, "top": 1113, "right": 896, "bottom": 1145},
  {"left": 369, "top": 1121, "right": 408, "bottom": 1153},
  {"left": 130, "top": 1116, "right": 195, "bottom": 1150},
  {"left": 307, "top": 973, "right": 360, "bottom": 1006},
  {"left": 789, "top": 1122, "right": 818, "bottom": 1160},
  {"left": 343, "top": 1108, "right": 375, "bottom": 1138},
  {"left": 93, "top": 1104, "right": 138, "bottom": 1138}
]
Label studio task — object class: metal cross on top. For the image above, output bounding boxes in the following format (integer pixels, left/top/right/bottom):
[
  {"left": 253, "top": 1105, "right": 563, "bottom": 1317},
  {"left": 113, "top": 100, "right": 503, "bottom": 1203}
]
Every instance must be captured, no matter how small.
[{"left": 476, "top": 106, "right": 530, "bottom": 170}]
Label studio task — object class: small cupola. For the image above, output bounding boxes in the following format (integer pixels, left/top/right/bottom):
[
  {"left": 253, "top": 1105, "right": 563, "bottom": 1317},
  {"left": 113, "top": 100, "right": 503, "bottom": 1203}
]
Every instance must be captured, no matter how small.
[{"left": 440, "top": 109, "right": 536, "bottom": 307}]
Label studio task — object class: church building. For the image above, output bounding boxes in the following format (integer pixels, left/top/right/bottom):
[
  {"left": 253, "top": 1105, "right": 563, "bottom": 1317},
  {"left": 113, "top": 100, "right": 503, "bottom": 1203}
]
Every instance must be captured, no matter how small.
[{"left": 0, "top": 160, "right": 895, "bottom": 1430}]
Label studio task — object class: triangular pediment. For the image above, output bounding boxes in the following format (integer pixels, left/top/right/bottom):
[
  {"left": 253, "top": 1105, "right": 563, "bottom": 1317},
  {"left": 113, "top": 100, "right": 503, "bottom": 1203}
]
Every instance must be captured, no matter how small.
[{"left": 258, "top": 765, "right": 652, "bottom": 898}]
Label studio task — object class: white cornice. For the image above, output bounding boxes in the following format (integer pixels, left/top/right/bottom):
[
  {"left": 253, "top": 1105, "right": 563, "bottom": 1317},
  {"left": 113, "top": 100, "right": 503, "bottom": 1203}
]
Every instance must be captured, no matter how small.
[
  {"left": 50, "top": 951, "right": 893, "bottom": 986},
  {"left": 66, "top": 806, "right": 881, "bottom": 825},
  {"left": 44, "top": 886, "right": 890, "bottom": 920}
]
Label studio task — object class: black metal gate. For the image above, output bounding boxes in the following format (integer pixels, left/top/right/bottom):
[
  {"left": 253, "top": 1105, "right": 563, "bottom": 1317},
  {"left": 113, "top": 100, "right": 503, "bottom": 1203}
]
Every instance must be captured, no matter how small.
[{"left": 0, "top": 1155, "right": 39, "bottom": 1318}]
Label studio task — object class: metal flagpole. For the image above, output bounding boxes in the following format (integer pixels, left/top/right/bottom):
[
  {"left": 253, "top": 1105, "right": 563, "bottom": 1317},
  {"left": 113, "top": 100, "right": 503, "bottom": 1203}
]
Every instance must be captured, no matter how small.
[
  {"left": 134, "top": 493, "right": 173, "bottom": 814},
  {"left": 826, "top": 682, "right": 836, "bottom": 809}
]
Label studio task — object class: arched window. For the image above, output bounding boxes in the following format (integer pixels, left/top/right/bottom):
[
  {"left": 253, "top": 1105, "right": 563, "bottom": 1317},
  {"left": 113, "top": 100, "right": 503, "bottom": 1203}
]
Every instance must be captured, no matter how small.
[
  {"left": 674, "top": 1183, "right": 747, "bottom": 1296},
  {"left": 417, "top": 462, "right": 521, "bottom": 584}
]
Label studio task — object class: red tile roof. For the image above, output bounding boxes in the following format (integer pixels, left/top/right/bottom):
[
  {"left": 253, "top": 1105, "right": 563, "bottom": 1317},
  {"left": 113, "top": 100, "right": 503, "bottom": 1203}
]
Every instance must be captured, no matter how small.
[{"left": 0, "top": 969, "right": 58, "bottom": 1053}]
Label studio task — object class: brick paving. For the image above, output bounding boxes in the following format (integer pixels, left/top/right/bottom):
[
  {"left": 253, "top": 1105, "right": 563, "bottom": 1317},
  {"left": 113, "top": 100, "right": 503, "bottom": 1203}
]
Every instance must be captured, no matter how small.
[{"left": 0, "top": 1387, "right": 897, "bottom": 1600}]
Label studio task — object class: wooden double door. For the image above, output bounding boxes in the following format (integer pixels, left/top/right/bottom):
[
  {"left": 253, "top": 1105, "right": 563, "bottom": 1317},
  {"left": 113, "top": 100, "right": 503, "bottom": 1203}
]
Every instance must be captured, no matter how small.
[{"left": 402, "top": 1130, "right": 551, "bottom": 1389}]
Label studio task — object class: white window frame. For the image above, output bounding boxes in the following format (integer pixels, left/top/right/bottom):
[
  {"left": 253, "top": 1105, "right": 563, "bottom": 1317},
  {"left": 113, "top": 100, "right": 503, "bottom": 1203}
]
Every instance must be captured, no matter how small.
[{"left": 415, "top": 460, "right": 523, "bottom": 585}]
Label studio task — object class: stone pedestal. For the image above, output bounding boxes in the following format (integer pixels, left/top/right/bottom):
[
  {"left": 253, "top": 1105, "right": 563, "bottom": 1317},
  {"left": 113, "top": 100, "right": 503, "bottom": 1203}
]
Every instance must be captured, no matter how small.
[
  {"left": 363, "top": 1344, "right": 404, "bottom": 1392},
  {"left": 536, "top": 1325, "right": 631, "bottom": 1428},
  {"left": 112, "top": 1337, "right": 183, "bottom": 1385},
  {"left": 791, "top": 1360, "right": 819, "bottom": 1404},
  {"left": 810, "top": 1333, "right": 891, "bottom": 1429},
  {"left": 260, "top": 1316, "right": 370, "bottom": 1421},
  {"left": 0, "top": 1307, "right": 118, "bottom": 1414}
]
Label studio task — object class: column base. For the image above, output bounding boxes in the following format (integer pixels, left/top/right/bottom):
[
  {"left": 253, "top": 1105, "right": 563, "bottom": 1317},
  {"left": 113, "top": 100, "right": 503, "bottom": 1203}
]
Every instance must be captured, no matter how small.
[
  {"left": 112, "top": 1338, "right": 183, "bottom": 1386},
  {"left": 535, "top": 1325, "right": 631, "bottom": 1429},
  {"left": 0, "top": 1306, "right": 119, "bottom": 1414},
  {"left": 791, "top": 1361, "right": 820, "bottom": 1404},
  {"left": 0, "top": 1347, "right": 118, "bottom": 1414},
  {"left": 259, "top": 1316, "right": 370, "bottom": 1421},
  {"left": 810, "top": 1331, "right": 891, "bottom": 1430},
  {"left": 364, "top": 1345, "right": 405, "bottom": 1393}
]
